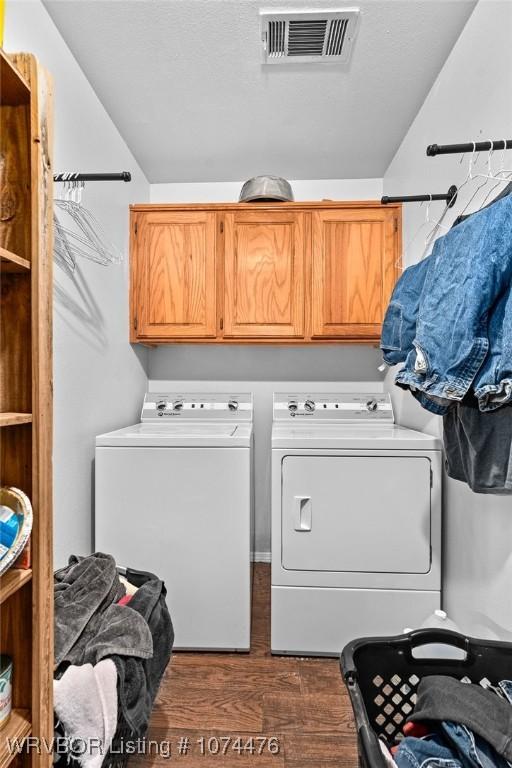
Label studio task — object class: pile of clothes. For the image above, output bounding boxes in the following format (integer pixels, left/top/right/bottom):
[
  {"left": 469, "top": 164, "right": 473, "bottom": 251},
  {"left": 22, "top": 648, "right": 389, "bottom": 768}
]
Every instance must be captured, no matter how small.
[
  {"left": 381, "top": 190, "right": 512, "bottom": 493},
  {"left": 384, "top": 676, "right": 512, "bottom": 768},
  {"left": 53, "top": 552, "right": 174, "bottom": 768}
]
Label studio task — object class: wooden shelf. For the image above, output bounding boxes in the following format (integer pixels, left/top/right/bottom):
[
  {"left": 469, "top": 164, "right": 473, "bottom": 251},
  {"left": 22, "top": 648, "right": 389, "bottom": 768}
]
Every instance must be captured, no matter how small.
[
  {"left": 0, "top": 570, "right": 32, "bottom": 606},
  {"left": 0, "top": 248, "right": 30, "bottom": 273},
  {"left": 0, "top": 51, "right": 30, "bottom": 106},
  {"left": 0, "top": 414, "right": 32, "bottom": 427},
  {"left": 0, "top": 709, "right": 31, "bottom": 768}
]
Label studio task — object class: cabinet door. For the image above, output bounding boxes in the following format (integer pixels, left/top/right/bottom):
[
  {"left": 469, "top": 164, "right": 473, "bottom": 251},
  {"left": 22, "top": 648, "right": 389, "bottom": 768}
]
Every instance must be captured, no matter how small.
[
  {"left": 311, "top": 208, "right": 399, "bottom": 339},
  {"left": 133, "top": 211, "right": 217, "bottom": 339},
  {"left": 223, "top": 211, "right": 305, "bottom": 338}
]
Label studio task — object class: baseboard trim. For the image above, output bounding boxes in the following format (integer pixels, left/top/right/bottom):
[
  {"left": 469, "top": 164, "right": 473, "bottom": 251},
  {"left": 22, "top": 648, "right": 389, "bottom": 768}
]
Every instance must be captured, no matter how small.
[{"left": 252, "top": 551, "right": 271, "bottom": 563}]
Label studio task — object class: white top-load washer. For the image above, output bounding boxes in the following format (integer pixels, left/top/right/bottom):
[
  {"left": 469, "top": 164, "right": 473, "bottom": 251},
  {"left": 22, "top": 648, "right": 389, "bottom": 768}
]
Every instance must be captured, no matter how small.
[
  {"left": 95, "top": 392, "right": 253, "bottom": 652},
  {"left": 271, "top": 391, "right": 442, "bottom": 656}
]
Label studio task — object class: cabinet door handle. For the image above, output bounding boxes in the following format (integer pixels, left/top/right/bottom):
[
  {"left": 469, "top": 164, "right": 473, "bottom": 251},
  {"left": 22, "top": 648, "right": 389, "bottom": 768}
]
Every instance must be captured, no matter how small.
[{"left": 294, "top": 496, "right": 312, "bottom": 532}]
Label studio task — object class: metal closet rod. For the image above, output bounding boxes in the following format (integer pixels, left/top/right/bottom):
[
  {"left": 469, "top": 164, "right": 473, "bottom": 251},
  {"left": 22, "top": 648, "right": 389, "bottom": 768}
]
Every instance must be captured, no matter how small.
[
  {"left": 381, "top": 185, "right": 458, "bottom": 208},
  {"left": 427, "top": 140, "right": 512, "bottom": 156},
  {"left": 53, "top": 172, "right": 131, "bottom": 182}
]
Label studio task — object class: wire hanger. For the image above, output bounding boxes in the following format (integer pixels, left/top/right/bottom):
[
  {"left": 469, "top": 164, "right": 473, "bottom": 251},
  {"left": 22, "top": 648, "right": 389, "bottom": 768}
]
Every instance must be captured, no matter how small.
[
  {"left": 477, "top": 142, "right": 512, "bottom": 208},
  {"left": 457, "top": 142, "right": 498, "bottom": 216},
  {"left": 455, "top": 141, "right": 512, "bottom": 216},
  {"left": 54, "top": 180, "right": 124, "bottom": 267},
  {"left": 398, "top": 196, "right": 434, "bottom": 270}
]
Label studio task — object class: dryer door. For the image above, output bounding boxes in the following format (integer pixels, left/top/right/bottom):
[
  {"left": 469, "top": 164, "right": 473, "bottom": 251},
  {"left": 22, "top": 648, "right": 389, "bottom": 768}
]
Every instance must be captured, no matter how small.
[{"left": 282, "top": 455, "right": 431, "bottom": 574}]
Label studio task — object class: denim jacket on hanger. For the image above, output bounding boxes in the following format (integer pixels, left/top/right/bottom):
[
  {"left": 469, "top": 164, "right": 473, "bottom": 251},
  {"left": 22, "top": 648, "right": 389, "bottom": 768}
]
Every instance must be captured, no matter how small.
[
  {"left": 380, "top": 254, "right": 433, "bottom": 366},
  {"left": 394, "top": 195, "right": 512, "bottom": 408},
  {"left": 473, "top": 284, "right": 512, "bottom": 410},
  {"left": 380, "top": 248, "right": 453, "bottom": 415}
]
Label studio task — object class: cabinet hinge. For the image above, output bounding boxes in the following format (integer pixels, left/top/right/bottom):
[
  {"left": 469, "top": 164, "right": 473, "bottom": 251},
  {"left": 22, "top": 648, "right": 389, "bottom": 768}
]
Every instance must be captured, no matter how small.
[
  {"left": 394, "top": 218, "right": 398, "bottom": 233},
  {"left": 134, "top": 317, "right": 138, "bottom": 331},
  {"left": 134, "top": 221, "right": 138, "bottom": 235},
  {"left": 220, "top": 221, "right": 224, "bottom": 234},
  {"left": 220, "top": 318, "right": 223, "bottom": 331}
]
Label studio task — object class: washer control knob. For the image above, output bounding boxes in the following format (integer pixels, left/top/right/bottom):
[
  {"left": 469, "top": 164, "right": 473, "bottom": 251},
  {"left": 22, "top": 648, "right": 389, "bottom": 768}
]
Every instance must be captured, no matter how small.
[
  {"left": 228, "top": 399, "right": 239, "bottom": 411},
  {"left": 288, "top": 400, "right": 298, "bottom": 413},
  {"left": 304, "top": 399, "right": 316, "bottom": 413},
  {"left": 156, "top": 400, "right": 167, "bottom": 412},
  {"left": 366, "top": 399, "right": 378, "bottom": 412},
  {"left": 173, "top": 399, "right": 184, "bottom": 411}
]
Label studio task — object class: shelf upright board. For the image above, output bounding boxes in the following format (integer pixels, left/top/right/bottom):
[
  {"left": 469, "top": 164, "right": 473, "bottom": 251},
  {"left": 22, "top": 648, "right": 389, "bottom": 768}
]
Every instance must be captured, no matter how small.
[{"left": 0, "top": 49, "right": 54, "bottom": 768}]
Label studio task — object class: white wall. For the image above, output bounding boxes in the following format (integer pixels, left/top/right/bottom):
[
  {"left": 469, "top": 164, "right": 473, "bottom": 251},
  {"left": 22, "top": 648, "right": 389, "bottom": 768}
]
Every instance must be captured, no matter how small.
[
  {"left": 151, "top": 178, "right": 383, "bottom": 203},
  {"left": 149, "top": 178, "right": 385, "bottom": 555},
  {"left": 5, "top": 0, "right": 151, "bottom": 567},
  {"left": 383, "top": 0, "right": 512, "bottom": 639}
]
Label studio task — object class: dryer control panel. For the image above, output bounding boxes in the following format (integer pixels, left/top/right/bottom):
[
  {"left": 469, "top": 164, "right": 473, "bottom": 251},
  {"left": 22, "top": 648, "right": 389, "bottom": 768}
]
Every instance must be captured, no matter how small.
[
  {"left": 142, "top": 393, "right": 253, "bottom": 421},
  {"left": 273, "top": 393, "right": 394, "bottom": 421}
]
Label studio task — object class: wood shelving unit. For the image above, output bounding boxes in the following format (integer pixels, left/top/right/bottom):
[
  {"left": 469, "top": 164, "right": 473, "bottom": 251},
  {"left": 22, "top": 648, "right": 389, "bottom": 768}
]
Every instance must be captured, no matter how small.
[{"left": 0, "top": 50, "right": 53, "bottom": 768}]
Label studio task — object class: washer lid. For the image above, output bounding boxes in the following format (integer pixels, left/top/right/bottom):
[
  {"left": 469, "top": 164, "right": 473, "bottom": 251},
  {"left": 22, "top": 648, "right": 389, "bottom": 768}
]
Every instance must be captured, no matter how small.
[
  {"left": 272, "top": 422, "right": 441, "bottom": 450},
  {"left": 96, "top": 421, "right": 253, "bottom": 447}
]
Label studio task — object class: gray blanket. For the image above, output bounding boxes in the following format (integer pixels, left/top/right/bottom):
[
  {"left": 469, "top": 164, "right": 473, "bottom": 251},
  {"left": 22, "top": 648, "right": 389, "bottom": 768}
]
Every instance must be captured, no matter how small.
[{"left": 55, "top": 553, "right": 153, "bottom": 666}]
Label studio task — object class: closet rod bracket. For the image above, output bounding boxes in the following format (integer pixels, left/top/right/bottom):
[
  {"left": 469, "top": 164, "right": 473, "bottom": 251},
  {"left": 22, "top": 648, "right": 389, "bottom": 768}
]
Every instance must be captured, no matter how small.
[{"left": 381, "top": 185, "right": 457, "bottom": 208}]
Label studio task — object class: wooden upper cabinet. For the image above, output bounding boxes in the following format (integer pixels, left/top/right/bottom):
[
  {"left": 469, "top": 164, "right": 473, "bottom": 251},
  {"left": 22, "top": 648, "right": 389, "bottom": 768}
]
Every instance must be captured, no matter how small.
[
  {"left": 130, "top": 203, "right": 401, "bottom": 343},
  {"left": 132, "top": 210, "right": 217, "bottom": 339},
  {"left": 311, "top": 207, "right": 399, "bottom": 339},
  {"left": 223, "top": 210, "right": 306, "bottom": 338}
]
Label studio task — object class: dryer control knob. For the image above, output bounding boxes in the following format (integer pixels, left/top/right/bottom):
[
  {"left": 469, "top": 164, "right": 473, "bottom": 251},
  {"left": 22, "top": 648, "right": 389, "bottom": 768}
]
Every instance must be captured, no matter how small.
[
  {"left": 156, "top": 400, "right": 167, "bottom": 412},
  {"left": 288, "top": 400, "right": 298, "bottom": 413},
  {"left": 228, "top": 399, "right": 239, "bottom": 411},
  {"left": 173, "top": 399, "right": 184, "bottom": 411},
  {"left": 304, "top": 399, "right": 316, "bottom": 413},
  {"left": 366, "top": 399, "right": 378, "bottom": 412}
]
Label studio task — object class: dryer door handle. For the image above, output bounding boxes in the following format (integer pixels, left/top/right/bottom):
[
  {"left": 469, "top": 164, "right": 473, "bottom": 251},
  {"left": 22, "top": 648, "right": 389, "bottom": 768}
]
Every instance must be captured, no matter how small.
[{"left": 294, "top": 496, "right": 312, "bottom": 532}]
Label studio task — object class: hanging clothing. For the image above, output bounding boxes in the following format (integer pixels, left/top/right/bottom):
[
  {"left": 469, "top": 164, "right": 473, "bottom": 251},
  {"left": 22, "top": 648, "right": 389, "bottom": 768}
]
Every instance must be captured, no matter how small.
[
  {"left": 381, "top": 186, "right": 512, "bottom": 492},
  {"left": 473, "top": 285, "right": 512, "bottom": 411},
  {"left": 395, "top": 195, "right": 512, "bottom": 409},
  {"left": 443, "top": 394, "right": 512, "bottom": 493},
  {"left": 380, "top": 255, "right": 433, "bottom": 367}
]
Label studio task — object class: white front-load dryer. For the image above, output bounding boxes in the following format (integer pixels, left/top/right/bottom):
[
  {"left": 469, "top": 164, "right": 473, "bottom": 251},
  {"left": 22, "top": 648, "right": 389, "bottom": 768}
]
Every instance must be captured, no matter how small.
[
  {"left": 95, "top": 392, "right": 253, "bottom": 651},
  {"left": 271, "top": 392, "right": 442, "bottom": 656}
]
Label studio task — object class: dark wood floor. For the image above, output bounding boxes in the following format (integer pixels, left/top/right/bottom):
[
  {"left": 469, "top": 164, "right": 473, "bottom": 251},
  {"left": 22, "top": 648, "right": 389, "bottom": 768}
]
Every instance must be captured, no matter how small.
[{"left": 134, "top": 564, "right": 358, "bottom": 767}]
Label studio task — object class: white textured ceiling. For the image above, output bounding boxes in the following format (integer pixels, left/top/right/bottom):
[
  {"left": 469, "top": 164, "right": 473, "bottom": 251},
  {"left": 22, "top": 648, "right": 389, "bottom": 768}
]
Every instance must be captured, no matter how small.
[{"left": 43, "top": 0, "right": 477, "bottom": 183}]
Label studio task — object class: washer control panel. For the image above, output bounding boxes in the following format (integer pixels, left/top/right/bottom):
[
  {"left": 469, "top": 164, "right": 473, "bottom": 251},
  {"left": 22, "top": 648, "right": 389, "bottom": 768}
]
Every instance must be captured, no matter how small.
[
  {"left": 274, "top": 393, "right": 394, "bottom": 421},
  {"left": 142, "top": 393, "right": 253, "bottom": 421}
]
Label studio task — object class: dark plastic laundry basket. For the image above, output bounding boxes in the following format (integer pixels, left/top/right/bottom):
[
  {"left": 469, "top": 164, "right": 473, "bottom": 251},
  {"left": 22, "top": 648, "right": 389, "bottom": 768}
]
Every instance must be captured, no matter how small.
[{"left": 340, "top": 628, "right": 512, "bottom": 768}]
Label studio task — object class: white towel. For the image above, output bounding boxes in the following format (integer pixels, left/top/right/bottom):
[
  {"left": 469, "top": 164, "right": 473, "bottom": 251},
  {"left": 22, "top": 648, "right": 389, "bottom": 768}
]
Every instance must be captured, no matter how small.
[{"left": 54, "top": 659, "right": 117, "bottom": 768}]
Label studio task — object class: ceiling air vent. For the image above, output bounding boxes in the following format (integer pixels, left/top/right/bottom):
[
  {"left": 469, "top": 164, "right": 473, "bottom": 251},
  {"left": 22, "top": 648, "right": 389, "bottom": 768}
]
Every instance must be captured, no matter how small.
[{"left": 261, "top": 8, "right": 360, "bottom": 64}]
